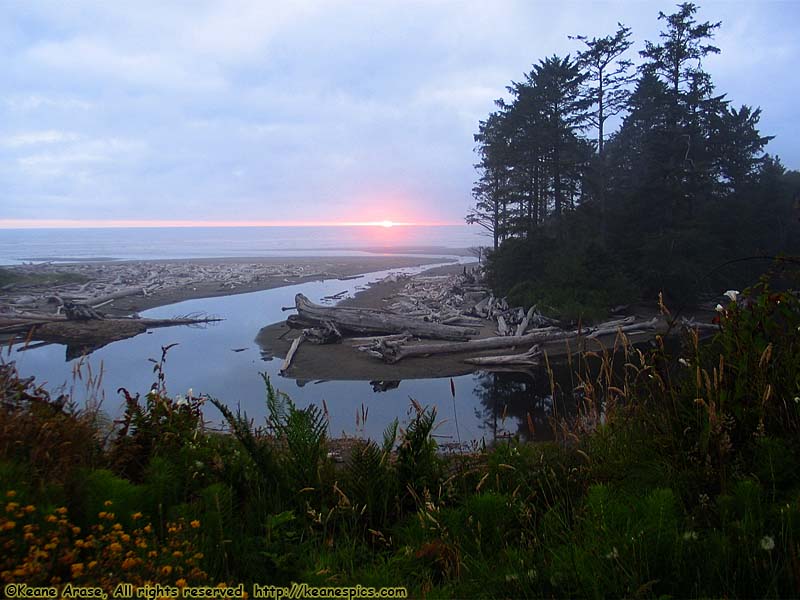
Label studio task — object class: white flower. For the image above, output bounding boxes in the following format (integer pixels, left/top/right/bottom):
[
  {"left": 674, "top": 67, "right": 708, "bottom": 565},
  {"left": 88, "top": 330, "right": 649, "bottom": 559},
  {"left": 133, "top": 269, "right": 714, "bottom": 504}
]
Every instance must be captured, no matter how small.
[
  {"left": 174, "top": 394, "right": 188, "bottom": 406},
  {"left": 760, "top": 535, "right": 775, "bottom": 551},
  {"left": 678, "top": 358, "right": 690, "bottom": 367},
  {"left": 794, "top": 397, "right": 800, "bottom": 405},
  {"left": 715, "top": 304, "right": 725, "bottom": 313},
  {"left": 723, "top": 290, "right": 740, "bottom": 302},
  {"left": 605, "top": 547, "right": 619, "bottom": 559},
  {"left": 187, "top": 388, "right": 193, "bottom": 400},
  {"left": 683, "top": 531, "right": 698, "bottom": 541}
]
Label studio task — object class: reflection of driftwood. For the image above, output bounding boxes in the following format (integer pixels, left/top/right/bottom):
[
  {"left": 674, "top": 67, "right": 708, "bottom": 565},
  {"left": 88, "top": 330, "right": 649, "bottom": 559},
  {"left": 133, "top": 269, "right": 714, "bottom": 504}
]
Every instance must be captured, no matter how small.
[
  {"left": 464, "top": 345, "right": 541, "bottom": 366},
  {"left": 290, "top": 293, "right": 478, "bottom": 341},
  {"left": 370, "top": 380, "right": 400, "bottom": 392},
  {"left": 371, "top": 318, "right": 660, "bottom": 363}
]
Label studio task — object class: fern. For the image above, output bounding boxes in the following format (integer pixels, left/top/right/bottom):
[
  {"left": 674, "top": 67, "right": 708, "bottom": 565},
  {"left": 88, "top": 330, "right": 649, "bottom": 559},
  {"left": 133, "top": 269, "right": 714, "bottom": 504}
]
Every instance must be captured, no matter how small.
[
  {"left": 397, "top": 402, "right": 441, "bottom": 504},
  {"left": 262, "top": 374, "right": 328, "bottom": 493},
  {"left": 208, "top": 397, "right": 277, "bottom": 478}
]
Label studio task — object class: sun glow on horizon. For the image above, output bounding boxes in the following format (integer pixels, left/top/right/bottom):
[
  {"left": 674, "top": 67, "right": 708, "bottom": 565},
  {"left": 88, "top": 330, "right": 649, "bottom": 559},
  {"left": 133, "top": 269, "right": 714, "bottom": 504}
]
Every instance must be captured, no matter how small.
[{"left": 0, "top": 218, "right": 460, "bottom": 229}]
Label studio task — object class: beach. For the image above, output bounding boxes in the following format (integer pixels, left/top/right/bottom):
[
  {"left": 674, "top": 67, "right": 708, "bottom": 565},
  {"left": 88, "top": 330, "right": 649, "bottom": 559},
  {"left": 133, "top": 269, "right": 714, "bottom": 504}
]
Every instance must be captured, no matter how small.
[{"left": 0, "top": 254, "right": 454, "bottom": 317}]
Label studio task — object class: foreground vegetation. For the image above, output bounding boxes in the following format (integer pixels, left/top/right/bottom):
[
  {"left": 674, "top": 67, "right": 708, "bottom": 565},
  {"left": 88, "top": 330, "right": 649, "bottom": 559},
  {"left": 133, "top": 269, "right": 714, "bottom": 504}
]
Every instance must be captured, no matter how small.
[{"left": 1, "top": 265, "right": 798, "bottom": 597}]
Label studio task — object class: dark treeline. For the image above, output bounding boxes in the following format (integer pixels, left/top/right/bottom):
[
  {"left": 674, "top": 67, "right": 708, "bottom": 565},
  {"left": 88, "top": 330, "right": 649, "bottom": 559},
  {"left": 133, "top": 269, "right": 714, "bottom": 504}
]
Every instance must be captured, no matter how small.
[{"left": 468, "top": 2, "right": 800, "bottom": 319}]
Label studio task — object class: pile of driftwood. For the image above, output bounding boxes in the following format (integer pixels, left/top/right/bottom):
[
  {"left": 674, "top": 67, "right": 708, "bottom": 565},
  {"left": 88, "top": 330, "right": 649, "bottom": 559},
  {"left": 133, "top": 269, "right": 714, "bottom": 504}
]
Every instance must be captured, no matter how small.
[
  {"left": 279, "top": 269, "right": 664, "bottom": 372},
  {"left": 360, "top": 316, "right": 659, "bottom": 365}
]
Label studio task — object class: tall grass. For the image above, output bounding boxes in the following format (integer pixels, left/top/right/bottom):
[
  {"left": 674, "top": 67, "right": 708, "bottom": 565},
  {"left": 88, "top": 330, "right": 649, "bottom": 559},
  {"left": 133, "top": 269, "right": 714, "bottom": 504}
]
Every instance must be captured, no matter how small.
[{"left": 1, "top": 266, "right": 798, "bottom": 596}]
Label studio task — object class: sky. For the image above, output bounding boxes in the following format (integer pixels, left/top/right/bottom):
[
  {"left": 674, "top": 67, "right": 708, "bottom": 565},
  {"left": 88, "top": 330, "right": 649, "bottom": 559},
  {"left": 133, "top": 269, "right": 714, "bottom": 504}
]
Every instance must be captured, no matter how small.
[{"left": 0, "top": 1, "right": 797, "bottom": 228}]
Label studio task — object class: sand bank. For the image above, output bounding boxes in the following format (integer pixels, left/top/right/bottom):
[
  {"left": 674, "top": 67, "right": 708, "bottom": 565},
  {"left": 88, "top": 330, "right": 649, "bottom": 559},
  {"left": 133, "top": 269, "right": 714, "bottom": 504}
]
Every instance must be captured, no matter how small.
[{"left": 0, "top": 255, "right": 454, "bottom": 318}]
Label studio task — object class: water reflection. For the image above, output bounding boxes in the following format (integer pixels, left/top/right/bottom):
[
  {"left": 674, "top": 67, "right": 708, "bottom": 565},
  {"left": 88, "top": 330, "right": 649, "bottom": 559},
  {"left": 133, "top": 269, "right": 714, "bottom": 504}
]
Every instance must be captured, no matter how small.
[{"left": 473, "top": 362, "right": 580, "bottom": 443}]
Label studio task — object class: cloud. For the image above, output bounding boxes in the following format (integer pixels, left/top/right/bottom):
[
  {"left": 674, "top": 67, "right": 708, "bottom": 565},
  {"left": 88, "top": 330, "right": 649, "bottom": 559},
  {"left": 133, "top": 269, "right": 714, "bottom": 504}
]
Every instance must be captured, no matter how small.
[
  {"left": 0, "top": 0, "right": 796, "bottom": 225},
  {"left": 1, "top": 130, "right": 80, "bottom": 147}
]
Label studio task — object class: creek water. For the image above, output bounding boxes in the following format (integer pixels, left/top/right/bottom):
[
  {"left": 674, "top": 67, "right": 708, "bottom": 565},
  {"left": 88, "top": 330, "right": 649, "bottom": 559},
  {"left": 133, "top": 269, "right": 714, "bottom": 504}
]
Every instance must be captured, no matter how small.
[{"left": 7, "top": 258, "right": 575, "bottom": 445}]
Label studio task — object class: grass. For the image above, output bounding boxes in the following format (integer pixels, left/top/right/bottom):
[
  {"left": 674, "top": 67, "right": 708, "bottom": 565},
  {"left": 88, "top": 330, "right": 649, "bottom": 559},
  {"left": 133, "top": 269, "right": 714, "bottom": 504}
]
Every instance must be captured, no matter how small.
[
  {"left": 0, "top": 266, "right": 799, "bottom": 597},
  {"left": 0, "top": 267, "right": 89, "bottom": 289}
]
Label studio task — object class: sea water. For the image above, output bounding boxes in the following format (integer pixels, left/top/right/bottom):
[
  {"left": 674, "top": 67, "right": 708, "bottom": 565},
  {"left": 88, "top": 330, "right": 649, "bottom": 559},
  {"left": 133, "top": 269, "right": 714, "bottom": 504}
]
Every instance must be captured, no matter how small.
[{"left": 0, "top": 225, "right": 485, "bottom": 264}]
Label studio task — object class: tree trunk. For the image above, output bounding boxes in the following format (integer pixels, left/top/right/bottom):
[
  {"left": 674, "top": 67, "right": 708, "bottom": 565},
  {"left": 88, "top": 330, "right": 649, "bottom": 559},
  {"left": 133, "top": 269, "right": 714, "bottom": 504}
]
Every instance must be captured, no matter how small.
[{"left": 291, "top": 294, "right": 479, "bottom": 341}]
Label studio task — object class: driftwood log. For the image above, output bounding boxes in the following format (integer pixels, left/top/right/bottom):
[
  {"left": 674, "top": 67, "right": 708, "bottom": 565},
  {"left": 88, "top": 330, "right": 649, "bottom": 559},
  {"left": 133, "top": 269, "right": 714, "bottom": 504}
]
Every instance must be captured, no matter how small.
[
  {"left": 281, "top": 333, "right": 306, "bottom": 373},
  {"left": 290, "top": 293, "right": 478, "bottom": 341},
  {"left": 463, "top": 344, "right": 541, "bottom": 366},
  {"left": 371, "top": 318, "right": 660, "bottom": 363}
]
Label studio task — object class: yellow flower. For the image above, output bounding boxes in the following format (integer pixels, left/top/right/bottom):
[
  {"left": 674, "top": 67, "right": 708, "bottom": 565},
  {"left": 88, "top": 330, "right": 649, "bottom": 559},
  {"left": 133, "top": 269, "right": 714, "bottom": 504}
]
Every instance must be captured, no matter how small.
[
  {"left": 88, "top": 561, "right": 97, "bottom": 570},
  {"left": 72, "top": 526, "right": 81, "bottom": 535},
  {"left": 121, "top": 558, "right": 137, "bottom": 570},
  {"left": 6, "top": 502, "right": 19, "bottom": 512},
  {"left": 109, "top": 542, "right": 123, "bottom": 553},
  {"left": 56, "top": 507, "right": 68, "bottom": 515},
  {"left": 132, "top": 512, "right": 143, "bottom": 520},
  {"left": 121, "top": 534, "right": 131, "bottom": 543},
  {"left": 172, "top": 551, "right": 183, "bottom": 558},
  {"left": 98, "top": 511, "right": 107, "bottom": 519},
  {"left": 190, "top": 520, "right": 201, "bottom": 529},
  {"left": 71, "top": 563, "right": 84, "bottom": 576},
  {"left": 45, "top": 514, "right": 58, "bottom": 522},
  {"left": 5, "top": 491, "right": 16, "bottom": 498},
  {"left": 1, "top": 520, "right": 16, "bottom": 531},
  {"left": 113, "top": 523, "right": 123, "bottom": 531},
  {"left": 144, "top": 524, "right": 153, "bottom": 534},
  {"left": 24, "top": 505, "right": 35, "bottom": 514},
  {"left": 104, "top": 500, "right": 113, "bottom": 507},
  {"left": 161, "top": 565, "right": 173, "bottom": 576},
  {"left": 176, "top": 579, "right": 187, "bottom": 588}
]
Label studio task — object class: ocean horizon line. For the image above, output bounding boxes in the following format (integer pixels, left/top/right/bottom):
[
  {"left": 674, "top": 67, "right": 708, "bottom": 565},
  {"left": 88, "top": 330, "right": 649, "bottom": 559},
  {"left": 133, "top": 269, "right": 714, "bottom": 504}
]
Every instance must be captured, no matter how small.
[{"left": 0, "top": 219, "right": 465, "bottom": 230}]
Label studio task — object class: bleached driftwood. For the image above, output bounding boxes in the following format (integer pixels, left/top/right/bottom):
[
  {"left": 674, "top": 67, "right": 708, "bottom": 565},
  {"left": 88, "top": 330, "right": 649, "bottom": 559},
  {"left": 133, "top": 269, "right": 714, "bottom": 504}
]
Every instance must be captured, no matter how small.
[
  {"left": 304, "top": 322, "right": 342, "bottom": 344},
  {"left": 373, "top": 327, "right": 576, "bottom": 363},
  {"left": 515, "top": 306, "right": 537, "bottom": 337},
  {"left": 290, "top": 293, "right": 478, "bottom": 341},
  {"left": 496, "top": 315, "right": 509, "bottom": 336},
  {"left": 586, "top": 317, "right": 658, "bottom": 338},
  {"left": 88, "top": 286, "right": 148, "bottom": 308},
  {"left": 281, "top": 333, "right": 306, "bottom": 373},
  {"left": 463, "top": 345, "right": 541, "bottom": 366},
  {"left": 371, "top": 317, "right": 660, "bottom": 363}
]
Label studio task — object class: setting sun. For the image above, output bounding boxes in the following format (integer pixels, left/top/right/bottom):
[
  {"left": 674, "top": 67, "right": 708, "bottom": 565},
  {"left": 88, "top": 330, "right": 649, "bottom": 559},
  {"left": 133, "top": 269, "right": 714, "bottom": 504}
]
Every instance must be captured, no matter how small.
[{"left": 379, "top": 220, "right": 394, "bottom": 228}]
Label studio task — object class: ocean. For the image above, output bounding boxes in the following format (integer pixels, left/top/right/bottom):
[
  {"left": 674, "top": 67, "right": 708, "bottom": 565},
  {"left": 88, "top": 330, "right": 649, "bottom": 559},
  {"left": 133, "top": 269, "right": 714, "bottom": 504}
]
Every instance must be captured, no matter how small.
[{"left": 0, "top": 225, "right": 486, "bottom": 264}]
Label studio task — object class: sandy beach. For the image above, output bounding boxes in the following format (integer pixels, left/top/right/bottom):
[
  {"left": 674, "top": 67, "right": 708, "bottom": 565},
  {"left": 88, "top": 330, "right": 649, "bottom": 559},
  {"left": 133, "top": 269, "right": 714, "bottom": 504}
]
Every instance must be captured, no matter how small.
[{"left": 0, "top": 254, "right": 454, "bottom": 317}]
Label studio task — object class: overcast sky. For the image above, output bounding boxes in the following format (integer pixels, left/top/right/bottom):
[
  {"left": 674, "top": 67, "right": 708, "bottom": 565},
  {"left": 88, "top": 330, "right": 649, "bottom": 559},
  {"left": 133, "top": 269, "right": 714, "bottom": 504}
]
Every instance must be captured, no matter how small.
[{"left": 0, "top": 1, "right": 797, "bottom": 227}]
